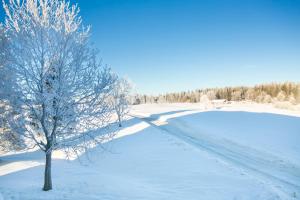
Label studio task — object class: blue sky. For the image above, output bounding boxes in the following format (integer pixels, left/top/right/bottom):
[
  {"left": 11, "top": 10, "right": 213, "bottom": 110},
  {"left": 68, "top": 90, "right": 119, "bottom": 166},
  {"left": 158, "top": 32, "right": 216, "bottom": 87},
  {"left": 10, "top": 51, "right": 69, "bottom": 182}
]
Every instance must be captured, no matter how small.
[{"left": 1, "top": 0, "right": 300, "bottom": 94}]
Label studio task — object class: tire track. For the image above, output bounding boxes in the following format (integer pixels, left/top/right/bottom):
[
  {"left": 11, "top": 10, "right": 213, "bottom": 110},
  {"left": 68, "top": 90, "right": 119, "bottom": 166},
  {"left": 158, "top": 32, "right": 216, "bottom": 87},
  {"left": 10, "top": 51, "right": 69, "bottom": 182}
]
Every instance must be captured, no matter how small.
[{"left": 131, "top": 114, "right": 300, "bottom": 199}]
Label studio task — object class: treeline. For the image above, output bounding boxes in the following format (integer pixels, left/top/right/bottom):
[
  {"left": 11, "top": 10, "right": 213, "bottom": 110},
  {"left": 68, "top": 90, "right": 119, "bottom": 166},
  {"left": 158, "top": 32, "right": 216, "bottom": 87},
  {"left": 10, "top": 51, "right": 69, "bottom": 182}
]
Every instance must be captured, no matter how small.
[{"left": 132, "top": 82, "right": 300, "bottom": 105}]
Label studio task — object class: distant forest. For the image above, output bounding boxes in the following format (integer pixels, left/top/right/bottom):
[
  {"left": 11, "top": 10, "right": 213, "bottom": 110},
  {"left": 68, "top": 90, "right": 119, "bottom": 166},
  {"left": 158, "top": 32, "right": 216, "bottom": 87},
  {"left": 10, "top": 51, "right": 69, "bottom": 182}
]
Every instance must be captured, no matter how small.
[{"left": 132, "top": 82, "right": 300, "bottom": 105}]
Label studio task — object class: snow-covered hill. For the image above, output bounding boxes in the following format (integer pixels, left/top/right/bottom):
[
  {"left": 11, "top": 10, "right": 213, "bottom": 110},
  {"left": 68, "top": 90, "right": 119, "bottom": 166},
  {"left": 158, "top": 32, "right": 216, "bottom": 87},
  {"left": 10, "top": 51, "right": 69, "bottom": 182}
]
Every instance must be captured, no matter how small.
[{"left": 1, "top": 103, "right": 299, "bottom": 200}]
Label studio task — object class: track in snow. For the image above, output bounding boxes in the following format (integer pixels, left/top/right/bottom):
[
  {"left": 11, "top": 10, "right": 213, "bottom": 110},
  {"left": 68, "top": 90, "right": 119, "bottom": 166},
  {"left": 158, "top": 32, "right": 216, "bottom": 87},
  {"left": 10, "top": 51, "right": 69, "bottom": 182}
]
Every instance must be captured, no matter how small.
[{"left": 131, "top": 113, "right": 300, "bottom": 199}]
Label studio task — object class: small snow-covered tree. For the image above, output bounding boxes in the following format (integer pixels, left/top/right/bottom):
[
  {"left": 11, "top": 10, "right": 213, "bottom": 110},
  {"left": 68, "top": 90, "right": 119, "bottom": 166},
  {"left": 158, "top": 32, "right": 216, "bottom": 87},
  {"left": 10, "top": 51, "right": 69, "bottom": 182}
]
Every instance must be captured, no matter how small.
[
  {"left": 206, "top": 90, "right": 216, "bottom": 100},
  {"left": 200, "top": 94, "right": 212, "bottom": 109},
  {"left": 276, "top": 91, "right": 286, "bottom": 102},
  {"left": 288, "top": 94, "right": 296, "bottom": 104},
  {"left": 111, "top": 78, "right": 132, "bottom": 127},
  {"left": 3, "top": 0, "right": 116, "bottom": 191},
  {"left": 231, "top": 90, "right": 242, "bottom": 101}
]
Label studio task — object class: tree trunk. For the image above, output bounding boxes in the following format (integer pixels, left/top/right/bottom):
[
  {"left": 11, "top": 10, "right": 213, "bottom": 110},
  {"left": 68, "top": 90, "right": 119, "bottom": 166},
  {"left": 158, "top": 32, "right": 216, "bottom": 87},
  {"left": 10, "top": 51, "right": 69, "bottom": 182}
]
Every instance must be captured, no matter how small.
[
  {"left": 118, "top": 114, "right": 122, "bottom": 127},
  {"left": 43, "top": 152, "right": 52, "bottom": 191}
]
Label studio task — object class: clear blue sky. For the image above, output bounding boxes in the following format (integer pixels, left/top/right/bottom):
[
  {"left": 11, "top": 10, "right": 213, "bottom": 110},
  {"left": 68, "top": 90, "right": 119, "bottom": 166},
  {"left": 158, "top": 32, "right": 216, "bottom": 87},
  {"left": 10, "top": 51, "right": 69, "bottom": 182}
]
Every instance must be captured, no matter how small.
[{"left": 1, "top": 0, "right": 300, "bottom": 94}]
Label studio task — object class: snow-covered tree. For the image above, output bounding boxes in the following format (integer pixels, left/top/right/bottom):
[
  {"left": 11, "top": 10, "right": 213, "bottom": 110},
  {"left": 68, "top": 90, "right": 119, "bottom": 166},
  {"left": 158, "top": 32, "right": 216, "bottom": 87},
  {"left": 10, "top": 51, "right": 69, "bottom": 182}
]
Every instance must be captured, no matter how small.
[
  {"left": 112, "top": 78, "right": 132, "bottom": 127},
  {"left": 206, "top": 90, "right": 216, "bottom": 100},
  {"left": 276, "top": 91, "right": 286, "bottom": 102},
  {"left": 3, "top": 0, "right": 116, "bottom": 191}
]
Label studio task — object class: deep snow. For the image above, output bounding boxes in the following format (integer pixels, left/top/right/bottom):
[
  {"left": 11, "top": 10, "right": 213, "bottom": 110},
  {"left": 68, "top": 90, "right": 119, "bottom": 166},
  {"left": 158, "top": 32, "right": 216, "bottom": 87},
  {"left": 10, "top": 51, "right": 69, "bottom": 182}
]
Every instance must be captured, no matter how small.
[{"left": 0, "top": 102, "right": 300, "bottom": 199}]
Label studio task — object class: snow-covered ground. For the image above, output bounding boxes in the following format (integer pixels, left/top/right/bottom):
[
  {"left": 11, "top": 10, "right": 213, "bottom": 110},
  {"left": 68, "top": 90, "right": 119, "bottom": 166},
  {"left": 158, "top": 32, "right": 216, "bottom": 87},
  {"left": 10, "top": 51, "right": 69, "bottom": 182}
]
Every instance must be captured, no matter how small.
[{"left": 1, "top": 102, "right": 300, "bottom": 199}]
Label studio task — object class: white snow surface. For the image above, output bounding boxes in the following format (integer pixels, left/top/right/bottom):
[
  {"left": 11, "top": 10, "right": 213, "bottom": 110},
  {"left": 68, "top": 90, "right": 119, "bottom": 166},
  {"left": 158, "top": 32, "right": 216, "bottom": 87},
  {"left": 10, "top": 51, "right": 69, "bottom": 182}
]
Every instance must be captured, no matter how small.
[{"left": 1, "top": 102, "right": 300, "bottom": 199}]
